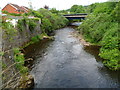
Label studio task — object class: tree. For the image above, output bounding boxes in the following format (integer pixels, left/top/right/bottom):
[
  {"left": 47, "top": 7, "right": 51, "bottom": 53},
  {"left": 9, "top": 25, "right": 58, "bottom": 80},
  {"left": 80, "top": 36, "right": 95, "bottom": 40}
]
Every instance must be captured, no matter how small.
[
  {"left": 50, "top": 8, "right": 59, "bottom": 14},
  {"left": 44, "top": 5, "right": 49, "bottom": 9},
  {"left": 75, "top": 5, "right": 85, "bottom": 13},
  {"left": 78, "top": 2, "right": 120, "bottom": 70},
  {"left": 69, "top": 5, "right": 86, "bottom": 13},
  {"left": 70, "top": 5, "right": 79, "bottom": 12}
]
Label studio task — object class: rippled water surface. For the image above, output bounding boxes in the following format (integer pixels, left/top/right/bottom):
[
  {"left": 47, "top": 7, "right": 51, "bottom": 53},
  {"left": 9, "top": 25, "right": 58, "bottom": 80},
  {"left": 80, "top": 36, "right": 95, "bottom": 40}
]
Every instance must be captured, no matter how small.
[{"left": 24, "top": 27, "right": 120, "bottom": 88}]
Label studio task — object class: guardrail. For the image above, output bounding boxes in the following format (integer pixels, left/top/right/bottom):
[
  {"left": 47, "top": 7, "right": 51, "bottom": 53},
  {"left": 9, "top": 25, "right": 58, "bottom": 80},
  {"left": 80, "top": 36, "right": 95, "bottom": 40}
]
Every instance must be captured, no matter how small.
[{"left": 63, "top": 13, "right": 88, "bottom": 16}]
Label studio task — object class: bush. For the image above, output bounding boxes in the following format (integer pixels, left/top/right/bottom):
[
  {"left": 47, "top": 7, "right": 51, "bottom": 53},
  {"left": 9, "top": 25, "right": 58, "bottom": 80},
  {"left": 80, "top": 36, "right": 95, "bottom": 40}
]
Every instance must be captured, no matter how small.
[
  {"left": 28, "top": 19, "right": 37, "bottom": 32},
  {"left": 2, "top": 22, "right": 17, "bottom": 41},
  {"left": 13, "top": 48, "right": 28, "bottom": 74},
  {"left": 78, "top": 2, "right": 120, "bottom": 70},
  {"left": 17, "top": 18, "right": 39, "bottom": 32},
  {"left": 22, "top": 9, "right": 68, "bottom": 35},
  {"left": 31, "top": 35, "right": 40, "bottom": 43},
  {"left": 38, "top": 9, "right": 68, "bottom": 35}
]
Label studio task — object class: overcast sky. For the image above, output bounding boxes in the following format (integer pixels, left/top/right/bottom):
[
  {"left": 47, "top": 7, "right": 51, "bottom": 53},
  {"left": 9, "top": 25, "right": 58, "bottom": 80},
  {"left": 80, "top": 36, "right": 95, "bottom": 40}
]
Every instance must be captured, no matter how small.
[{"left": 1, "top": 0, "right": 108, "bottom": 10}]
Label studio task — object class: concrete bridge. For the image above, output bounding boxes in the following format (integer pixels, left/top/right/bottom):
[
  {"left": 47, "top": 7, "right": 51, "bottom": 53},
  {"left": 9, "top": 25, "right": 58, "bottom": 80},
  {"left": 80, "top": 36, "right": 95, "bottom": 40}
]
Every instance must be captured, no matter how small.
[{"left": 63, "top": 13, "right": 87, "bottom": 20}]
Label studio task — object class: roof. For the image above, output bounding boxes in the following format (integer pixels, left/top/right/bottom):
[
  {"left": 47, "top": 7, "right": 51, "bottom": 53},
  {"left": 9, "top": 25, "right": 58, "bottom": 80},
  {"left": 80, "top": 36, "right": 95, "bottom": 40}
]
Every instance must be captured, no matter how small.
[
  {"left": 10, "top": 3, "right": 21, "bottom": 10},
  {"left": 3, "top": 3, "right": 29, "bottom": 13},
  {"left": 20, "top": 6, "right": 29, "bottom": 13}
]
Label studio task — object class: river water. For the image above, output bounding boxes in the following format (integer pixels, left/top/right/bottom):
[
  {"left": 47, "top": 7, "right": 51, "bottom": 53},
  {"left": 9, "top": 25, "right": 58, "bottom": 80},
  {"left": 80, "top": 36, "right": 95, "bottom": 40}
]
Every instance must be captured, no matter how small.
[{"left": 24, "top": 26, "right": 120, "bottom": 88}]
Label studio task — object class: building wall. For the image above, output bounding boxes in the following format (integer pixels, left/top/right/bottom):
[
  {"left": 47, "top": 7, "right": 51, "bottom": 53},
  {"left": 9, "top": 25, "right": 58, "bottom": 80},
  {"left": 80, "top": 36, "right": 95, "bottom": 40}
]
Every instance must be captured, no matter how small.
[{"left": 2, "top": 4, "right": 22, "bottom": 14}]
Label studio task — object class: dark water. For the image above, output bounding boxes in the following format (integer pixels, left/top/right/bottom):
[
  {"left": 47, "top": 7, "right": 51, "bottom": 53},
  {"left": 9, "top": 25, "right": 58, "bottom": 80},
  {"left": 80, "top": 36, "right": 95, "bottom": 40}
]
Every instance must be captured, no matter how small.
[{"left": 24, "top": 27, "right": 120, "bottom": 88}]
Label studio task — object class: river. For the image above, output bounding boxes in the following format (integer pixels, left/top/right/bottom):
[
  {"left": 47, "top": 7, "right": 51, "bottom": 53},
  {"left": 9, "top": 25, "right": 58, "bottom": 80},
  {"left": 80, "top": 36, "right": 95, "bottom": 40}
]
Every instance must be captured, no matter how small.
[{"left": 24, "top": 26, "right": 120, "bottom": 88}]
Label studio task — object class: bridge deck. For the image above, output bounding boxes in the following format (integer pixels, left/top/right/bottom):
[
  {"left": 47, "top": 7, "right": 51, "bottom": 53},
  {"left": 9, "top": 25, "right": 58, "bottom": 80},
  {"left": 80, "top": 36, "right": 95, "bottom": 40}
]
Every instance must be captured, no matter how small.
[
  {"left": 63, "top": 13, "right": 87, "bottom": 16},
  {"left": 63, "top": 13, "right": 87, "bottom": 19},
  {"left": 64, "top": 15, "right": 87, "bottom": 18},
  {"left": 63, "top": 13, "right": 87, "bottom": 20}
]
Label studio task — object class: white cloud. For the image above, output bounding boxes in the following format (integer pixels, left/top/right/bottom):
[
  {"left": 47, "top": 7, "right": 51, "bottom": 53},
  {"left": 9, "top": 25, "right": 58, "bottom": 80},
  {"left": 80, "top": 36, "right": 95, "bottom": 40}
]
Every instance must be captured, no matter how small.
[{"left": 1, "top": 0, "right": 108, "bottom": 10}]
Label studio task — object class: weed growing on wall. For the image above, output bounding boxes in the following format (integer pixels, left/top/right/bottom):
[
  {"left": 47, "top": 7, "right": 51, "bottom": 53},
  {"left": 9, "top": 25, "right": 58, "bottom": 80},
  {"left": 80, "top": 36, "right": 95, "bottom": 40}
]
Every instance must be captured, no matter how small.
[
  {"left": 2, "top": 22, "right": 17, "bottom": 42},
  {"left": 13, "top": 48, "right": 28, "bottom": 75},
  {"left": 17, "top": 17, "right": 40, "bottom": 32}
]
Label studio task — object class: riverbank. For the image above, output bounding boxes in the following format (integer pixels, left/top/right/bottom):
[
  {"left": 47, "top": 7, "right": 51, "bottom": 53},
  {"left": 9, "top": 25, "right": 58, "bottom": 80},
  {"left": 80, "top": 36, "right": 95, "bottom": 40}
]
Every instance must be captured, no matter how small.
[
  {"left": 2, "top": 13, "right": 68, "bottom": 88},
  {"left": 29, "top": 27, "right": 120, "bottom": 88},
  {"left": 74, "top": 22, "right": 120, "bottom": 71},
  {"left": 76, "top": 2, "right": 119, "bottom": 71},
  {"left": 1, "top": 18, "right": 42, "bottom": 88},
  {"left": 71, "top": 30, "right": 91, "bottom": 46},
  {"left": 71, "top": 28, "right": 103, "bottom": 60}
]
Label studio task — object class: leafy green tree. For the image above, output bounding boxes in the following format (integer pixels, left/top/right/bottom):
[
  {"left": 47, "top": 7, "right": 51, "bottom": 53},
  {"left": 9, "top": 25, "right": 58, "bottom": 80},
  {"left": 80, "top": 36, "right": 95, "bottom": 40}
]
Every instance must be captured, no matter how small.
[
  {"left": 69, "top": 5, "right": 86, "bottom": 14},
  {"left": 111, "top": 3, "right": 119, "bottom": 22},
  {"left": 37, "top": 8, "right": 68, "bottom": 34},
  {"left": 86, "top": 3, "right": 98, "bottom": 13},
  {"left": 59, "top": 10, "right": 69, "bottom": 15},
  {"left": 75, "top": 5, "right": 85, "bottom": 13},
  {"left": 50, "top": 8, "right": 59, "bottom": 14},
  {"left": 78, "top": 2, "right": 120, "bottom": 70},
  {"left": 93, "top": 2, "right": 117, "bottom": 14},
  {"left": 44, "top": 5, "right": 49, "bottom": 9},
  {"left": 41, "top": 18, "right": 52, "bottom": 34},
  {"left": 70, "top": 5, "right": 79, "bottom": 12}
]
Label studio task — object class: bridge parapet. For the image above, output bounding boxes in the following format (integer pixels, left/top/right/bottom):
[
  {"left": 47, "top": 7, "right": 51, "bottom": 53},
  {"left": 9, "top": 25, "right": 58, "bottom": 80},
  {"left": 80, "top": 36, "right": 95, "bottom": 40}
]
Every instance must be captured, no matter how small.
[
  {"left": 63, "top": 13, "right": 87, "bottom": 16},
  {"left": 63, "top": 13, "right": 87, "bottom": 20}
]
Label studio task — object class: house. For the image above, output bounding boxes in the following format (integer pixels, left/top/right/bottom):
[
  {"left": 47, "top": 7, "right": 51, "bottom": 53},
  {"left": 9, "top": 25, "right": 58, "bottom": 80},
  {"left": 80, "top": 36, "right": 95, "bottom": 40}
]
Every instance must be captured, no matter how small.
[
  {"left": 2, "top": 3, "right": 30, "bottom": 27},
  {"left": 2, "top": 3, "right": 29, "bottom": 14}
]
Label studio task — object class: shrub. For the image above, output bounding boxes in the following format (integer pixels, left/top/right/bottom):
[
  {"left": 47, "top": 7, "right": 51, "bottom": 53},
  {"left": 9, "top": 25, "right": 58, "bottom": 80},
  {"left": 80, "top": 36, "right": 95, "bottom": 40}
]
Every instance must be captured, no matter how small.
[
  {"left": 13, "top": 48, "right": 28, "bottom": 74},
  {"left": 17, "top": 18, "right": 38, "bottom": 32},
  {"left": 78, "top": 2, "right": 119, "bottom": 70}
]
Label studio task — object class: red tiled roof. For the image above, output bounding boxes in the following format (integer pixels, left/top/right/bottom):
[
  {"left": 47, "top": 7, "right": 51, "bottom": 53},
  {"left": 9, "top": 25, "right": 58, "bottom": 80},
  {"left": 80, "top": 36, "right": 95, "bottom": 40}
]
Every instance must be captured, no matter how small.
[
  {"left": 9, "top": 3, "right": 29, "bottom": 13},
  {"left": 21, "top": 6, "right": 29, "bottom": 13}
]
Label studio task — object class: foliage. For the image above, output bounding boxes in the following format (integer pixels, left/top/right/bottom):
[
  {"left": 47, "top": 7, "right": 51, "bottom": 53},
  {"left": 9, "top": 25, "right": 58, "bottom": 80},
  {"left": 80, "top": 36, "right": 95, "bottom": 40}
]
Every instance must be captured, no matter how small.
[
  {"left": 0, "top": 15, "right": 2, "bottom": 27},
  {"left": 37, "top": 8, "right": 68, "bottom": 35},
  {"left": 22, "top": 33, "right": 50, "bottom": 48},
  {"left": 17, "top": 18, "right": 26, "bottom": 31},
  {"left": 24, "top": 9, "right": 68, "bottom": 35},
  {"left": 50, "top": 8, "right": 59, "bottom": 14},
  {"left": 31, "top": 33, "right": 49, "bottom": 43},
  {"left": 78, "top": 2, "right": 120, "bottom": 70},
  {"left": 69, "top": 5, "right": 86, "bottom": 14},
  {"left": 44, "top": 5, "right": 49, "bottom": 9},
  {"left": 2, "top": 11, "right": 22, "bottom": 16},
  {"left": 59, "top": 10, "right": 69, "bottom": 15},
  {"left": 2, "top": 22, "right": 17, "bottom": 41},
  {"left": 93, "top": 2, "right": 117, "bottom": 14},
  {"left": 28, "top": 19, "right": 37, "bottom": 32},
  {"left": 17, "top": 17, "right": 39, "bottom": 32},
  {"left": 24, "top": 10, "right": 43, "bottom": 18},
  {"left": 99, "top": 23, "right": 120, "bottom": 70},
  {"left": 31, "top": 35, "right": 40, "bottom": 43},
  {"left": 111, "top": 3, "right": 119, "bottom": 22},
  {"left": 85, "top": 3, "right": 99, "bottom": 13},
  {"left": 13, "top": 48, "right": 28, "bottom": 74},
  {"left": 41, "top": 18, "right": 52, "bottom": 33},
  {"left": 0, "top": 51, "right": 4, "bottom": 56}
]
